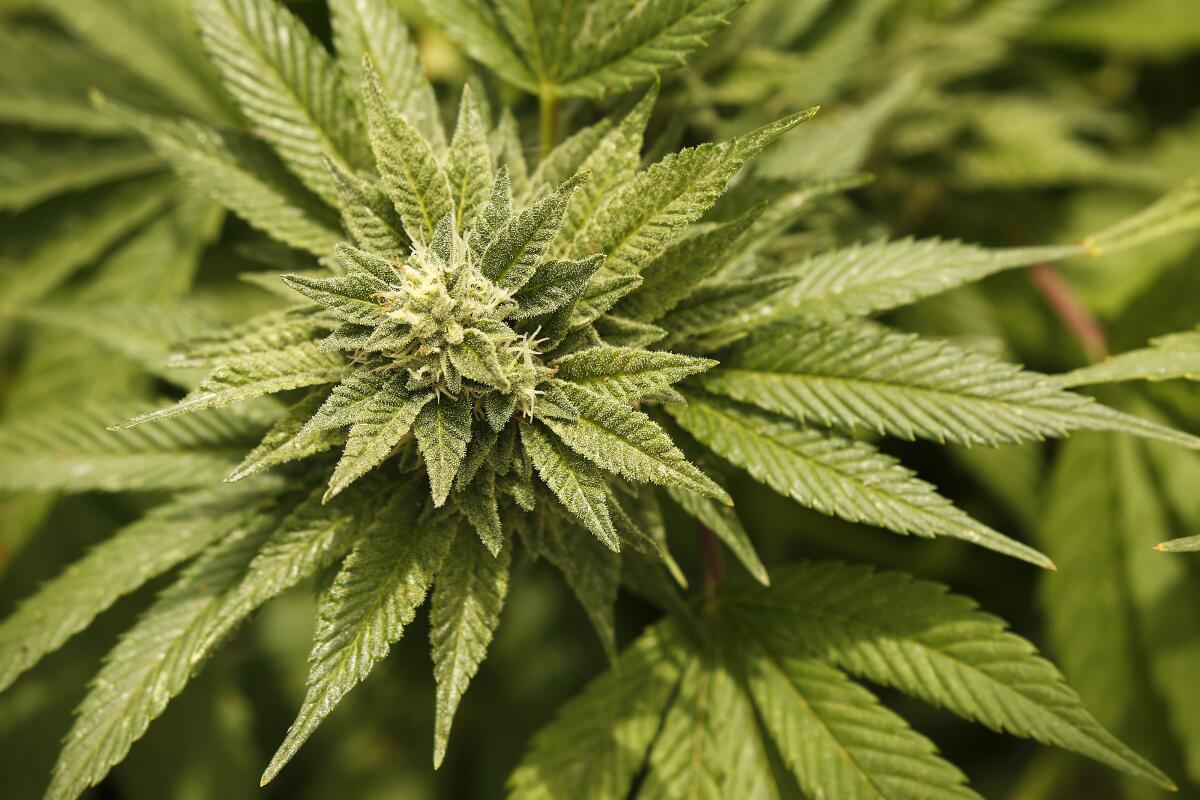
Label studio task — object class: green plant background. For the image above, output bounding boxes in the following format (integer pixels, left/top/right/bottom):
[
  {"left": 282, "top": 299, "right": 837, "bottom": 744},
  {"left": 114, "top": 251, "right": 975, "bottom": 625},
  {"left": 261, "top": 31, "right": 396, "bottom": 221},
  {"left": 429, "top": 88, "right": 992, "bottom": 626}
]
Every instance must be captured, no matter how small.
[{"left": 1, "top": 0, "right": 1199, "bottom": 797}]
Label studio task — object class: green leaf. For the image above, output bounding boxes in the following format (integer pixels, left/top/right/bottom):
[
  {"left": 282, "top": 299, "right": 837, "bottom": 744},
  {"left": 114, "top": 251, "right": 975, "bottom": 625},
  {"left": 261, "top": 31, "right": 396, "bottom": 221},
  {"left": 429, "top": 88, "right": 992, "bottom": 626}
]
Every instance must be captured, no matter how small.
[
  {"left": 327, "top": 385, "right": 434, "bottom": 500},
  {"left": 737, "top": 637, "right": 978, "bottom": 800},
  {"left": 665, "top": 486, "right": 768, "bottom": 586},
  {"left": 459, "top": 468, "right": 505, "bottom": 555},
  {"left": 0, "top": 400, "right": 261, "bottom": 493},
  {"left": 327, "top": 159, "right": 407, "bottom": 256},
  {"left": 659, "top": 275, "right": 796, "bottom": 342},
  {"left": 329, "top": 0, "right": 445, "bottom": 152},
  {"left": 574, "top": 111, "right": 814, "bottom": 279},
  {"left": 1038, "top": 432, "right": 1200, "bottom": 784},
  {"left": 0, "top": 175, "right": 176, "bottom": 308},
  {"left": 522, "top": 422, "right": 620, "bottom": 550},
  {"left": 638, "top": 651, "right": 779, "bottom": 799},
  {"left": 45, "top": 519, "right": 277, "bottom": 800},
  {"left": 261, "top": 484, "right": 452, "bottom": 784},
  {"left": 508, "top": 622, "right": 686, "bottom": 799},
  {"left": 18, "top": 304, "right": 216, "bottom": 384},
  {"left": 415, "top": 396, "right": 474, "bottom": 505},
  {"left": 669, "top": 391, "right": 1054, "bottom": 568},
  {"left": 529, "top": 512, "right": 622, "bottom": 660},
  {"left": 38, "top": 0, "right": 234, "bottom": 125},
  {"left": 423, "top": 0, "right": 747, "bottom": 99},
  {"left": 194, "top": 0, "right": 367, "bottom": 205},
  {"left": 362, "top": 58, "right": 453, "bottom": 244},
  {"left": 117, "top": 342, "right": 348, "bottom": 427},
  {"left": 721, "top": 561, "right": 1174, "bottom": 790},
  {"left": 545, "top": 382, "right": 731, "bottom": 504},
  {"left": 1083, "top": 174, "right": 1200, "bottom": 256},
  {"left": 101, "top": 98, "right": 342, "bottom": 255},
  {"left": 512, "top": 255, "right": 605, "bottom": 319},
  {"left": 482, "top": 173, "right": 588, "bottom": 291},
  {"left": 553, "top": 346, "right": 715, "bottom": 403},
  {"left": 704, "top": 320, "right": 1135, "bottom": 446},
  {"left": 450, "top": 329, "right": 511, "bottom": 391},
  {"left": 0, "top": 133, "right": 158, "bottom": 213},
  {"left": 0, "top": 484, "right": 273, "bottom": 694},
  {"left": 281, "top": 272, "right": 385, "bottom": 325},
  {"left": 413, "top": 0, "right": 538, "bottom": 92},
  {"left": 615, "top": 205, "right": 763, "bottom": 321},
  {"left": 229, "top": 390, "right": 344, "bottom": 481},
  {"left": 169, "top": 310, "right": 323, "bottom": 368},
  {"left": 770, "top": 238, "right": 1083, "bottom": 322},
  {"left": 430, "top": 524, "right": 510, "bottom": 767},
  {"left": 445, "top": 85, "right": 494, "bottom": 228},
  {"left": 1055, "top": 328, "right": 1200, "bottom": 387},
  {"left": 1157, "top": 535, "right": 1200, "bottom": 553}
]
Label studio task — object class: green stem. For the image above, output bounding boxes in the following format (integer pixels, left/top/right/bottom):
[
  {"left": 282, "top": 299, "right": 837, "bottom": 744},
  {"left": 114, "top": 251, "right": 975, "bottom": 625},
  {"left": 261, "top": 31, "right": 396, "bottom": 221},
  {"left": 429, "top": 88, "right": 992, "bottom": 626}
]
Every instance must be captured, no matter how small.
[{"left": 538, "top": 83, "right": 559, "bottom": 160}]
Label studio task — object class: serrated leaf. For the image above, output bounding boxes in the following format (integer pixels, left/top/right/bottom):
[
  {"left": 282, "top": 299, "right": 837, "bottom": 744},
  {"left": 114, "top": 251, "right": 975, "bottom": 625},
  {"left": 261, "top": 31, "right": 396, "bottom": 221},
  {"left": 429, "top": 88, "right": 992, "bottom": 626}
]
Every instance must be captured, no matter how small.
[
  {"left": 0, "top": 484, "right": 273, "bottom": 694},
  {"left": 704, "top": 320, "right": 1150, "bottom": 447},
  {"left": 44, "top": 519, "right": 276, "bottom": 800},
  {"left": 669, "top": 391, "right": 1053, "bottom": 568},
  {"left": 330, "top": 0, "right": 445, "bottom": 151},
  {"left": 327, "top": 385, "right": 433, "bottom": 500},
  {"left": 459, "top": 468, "right": 504, "bottom": 555},
  {"left": 638, "top": 650, "right": 779, "bottom": 800},
  {"left": 118, "top": 342, "right": 348, "bottom": 427},
  {"left": 327, "top": 159, "right": 407, "bottom": 256},
  {"left": 736, "top": 636, "right": 978, "bottom": 800},
  {"left": 413, "top": 0, "right": 538, "bottom": 92},
  {"left": 430, "top": 522, "right": 510, "bottom": 767},
  {"left": 229, "top": 390, "right": 344, "bottom": 481},
  {"left": 281, "top": 272, "right": 385, "bottom": 325},
  {"left": 445, "top": 84, "right": 493, "bottom": 228},
  {"left": 660, "top": 275, "right": 796, "bottom": 342},
  {"left": 0, "top": 400, "right": 261, "bottom": 493},
  {"left": 194, "top": 0, "right": 367, "bottom": 205},
  {"left": 574, "top": 111, "right": 814, "bottom": 279},
  {"left": 512, "top": 254, "right": 605, "bottom": 319},
  {"left": 553, "top": 346, "right": 715, "bottom": 403},
  {"left": 482, "top": 173, "right": 588, "bottom": 292},
  {"left": 261, "top": 483, "right": 452, "bottom": 784},
  {"left": 1055, "top": 328, "right": 1200, "bottom": 387},
  {"left": 424, "top": 0, "right": 746, "bottom": 99},
  {"left": 545, "top": 382, "right": 730, "bottom": 504},
  {"left": 522, "top": 422, "right": 619, "bottom": 550},
  {"left": 507, "top": 622, "right": 686, "bottom": 799},
  {"left": 773, "top": 238, "right": 1083, "bottom": 322},
  {"left": 723, "top": 561, "right": 1173, "bottom": 790},
  {"left": 362, "top": 58, "right": 453, "bottom": 244},
  {"left": 450, "top": 329, "right": 511, "bottom": 391},
  {"left": 616, "top": 205, "right": 763, "bottom": 321},
  {"left": 99, "top": 96, "right": 342, "bottom": 256},
  {"left": 415, "top": 396, "right": 474, "bottom": 505},
  {"left": 170, "top": 310, "right": 324, "bottom": 368}
]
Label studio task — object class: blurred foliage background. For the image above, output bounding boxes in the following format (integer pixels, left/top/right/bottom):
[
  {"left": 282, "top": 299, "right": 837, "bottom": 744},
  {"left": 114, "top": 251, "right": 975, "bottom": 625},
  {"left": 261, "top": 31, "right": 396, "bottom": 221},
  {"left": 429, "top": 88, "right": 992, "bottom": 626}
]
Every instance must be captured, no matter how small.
[{"left": 1, "top": 0, "right": 1198, "bottom": 797}]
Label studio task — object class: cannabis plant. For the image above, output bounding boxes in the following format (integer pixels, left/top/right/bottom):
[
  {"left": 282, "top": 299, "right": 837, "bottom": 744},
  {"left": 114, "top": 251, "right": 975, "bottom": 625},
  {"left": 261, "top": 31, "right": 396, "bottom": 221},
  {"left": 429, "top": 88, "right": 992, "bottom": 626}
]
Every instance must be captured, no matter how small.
[{"left": 3, "top": 0, "right": 1200, "bottom": 798}]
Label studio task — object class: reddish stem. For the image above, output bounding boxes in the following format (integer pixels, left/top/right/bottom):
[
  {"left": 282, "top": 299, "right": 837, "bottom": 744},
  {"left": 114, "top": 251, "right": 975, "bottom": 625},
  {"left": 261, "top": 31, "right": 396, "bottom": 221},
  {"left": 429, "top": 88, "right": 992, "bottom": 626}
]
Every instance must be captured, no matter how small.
[
  {"left": 1029, "top": 264, "right": 1109, "bottom": 363},
  {"left": 697, "top": 524, "right": 724, "bottom": 596}
]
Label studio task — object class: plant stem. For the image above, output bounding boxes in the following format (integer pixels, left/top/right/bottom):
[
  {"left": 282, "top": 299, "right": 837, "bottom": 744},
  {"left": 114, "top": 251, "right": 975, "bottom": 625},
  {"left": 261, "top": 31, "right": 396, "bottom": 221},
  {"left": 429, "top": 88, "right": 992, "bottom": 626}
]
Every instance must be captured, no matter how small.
[
  {"left": 1029, "top": 264, "right": 1108, "bottom": 363},
  {"left": 538, "top": 83, "right": 558, "bottom": 160},
  {"left": 697, "top": 524, "right": 724, "bottom": 597}
]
